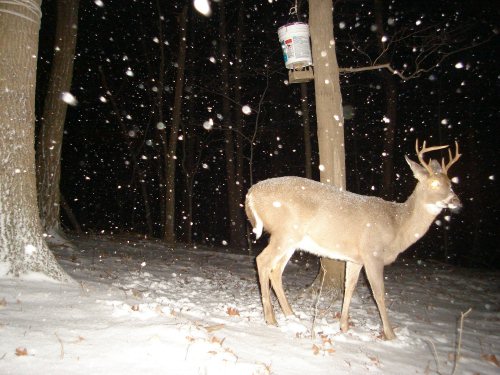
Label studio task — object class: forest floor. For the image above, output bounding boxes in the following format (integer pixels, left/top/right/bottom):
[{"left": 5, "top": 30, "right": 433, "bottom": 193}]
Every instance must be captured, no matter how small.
[{"left": 0, "top": 234, "right": 499, "bottom": 374}]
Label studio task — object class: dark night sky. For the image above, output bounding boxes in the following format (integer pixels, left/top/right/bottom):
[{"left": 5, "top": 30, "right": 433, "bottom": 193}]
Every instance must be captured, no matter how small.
[{"left": 36, "top": 0, "right": 499, "bottom": 267}]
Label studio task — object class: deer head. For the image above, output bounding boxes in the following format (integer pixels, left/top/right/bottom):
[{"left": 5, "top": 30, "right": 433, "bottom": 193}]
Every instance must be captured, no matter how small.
[{"left": 405, "top": 140, "right": 462, "bottom": 214}]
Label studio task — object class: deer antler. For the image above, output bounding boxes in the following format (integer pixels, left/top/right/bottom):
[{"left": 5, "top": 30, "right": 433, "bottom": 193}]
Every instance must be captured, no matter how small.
[
  {"left": 441, "top": 141, "right": 461, "bottom": 174},
  {"left": 415, "top": 139, "right": 449, "bottom": 174}
]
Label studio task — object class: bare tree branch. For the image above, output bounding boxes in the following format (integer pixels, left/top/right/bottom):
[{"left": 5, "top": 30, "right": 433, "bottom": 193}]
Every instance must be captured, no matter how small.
[{"left": 340, "top": 31, "right": 495, "bottom": 80}]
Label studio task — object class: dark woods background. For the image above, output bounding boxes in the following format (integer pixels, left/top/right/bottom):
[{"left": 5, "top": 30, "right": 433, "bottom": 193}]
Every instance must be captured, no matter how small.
[{"left": 36, "top": 0, "right": 498, "bottom": 268}]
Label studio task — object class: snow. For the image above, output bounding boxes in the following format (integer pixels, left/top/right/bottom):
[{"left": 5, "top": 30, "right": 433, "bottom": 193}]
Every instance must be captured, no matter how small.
[
  {"left": 0, "top": 235, "right": 498, "bottom": 374},
  {"left": 194, "top": 0, "right": 212, "bottom": 17},
  {"left": 60, "top": 92, "right": 78, "bottom": 106}
]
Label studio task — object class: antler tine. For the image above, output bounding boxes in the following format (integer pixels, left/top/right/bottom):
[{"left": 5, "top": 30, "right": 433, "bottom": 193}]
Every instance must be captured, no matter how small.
[
  {"left": 441, "top": 141, "right": 461, "bottom": 174},
  {"left": 415, "top": 139, "right": 448, "bottom": 174}
]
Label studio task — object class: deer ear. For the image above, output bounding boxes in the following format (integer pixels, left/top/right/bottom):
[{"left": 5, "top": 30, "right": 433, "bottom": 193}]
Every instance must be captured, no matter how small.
[{"left": 405, "top": 155, "right": 428, "bottom": 181}]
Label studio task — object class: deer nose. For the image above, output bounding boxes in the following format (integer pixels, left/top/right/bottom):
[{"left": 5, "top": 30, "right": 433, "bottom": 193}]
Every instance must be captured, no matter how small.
[{"left": 447, "top": 194, "right": 462, "bottom": 212}]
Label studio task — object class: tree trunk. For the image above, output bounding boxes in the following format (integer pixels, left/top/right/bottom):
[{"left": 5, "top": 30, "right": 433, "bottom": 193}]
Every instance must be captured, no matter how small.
[
  {"left": 0, "top": 0, "right": 69, "bottom": 280},
  {"left": 381, "top": 80, "right": 397, "bottom": 199},
  {"left": 374, "top": 0, "right": 397, "bottom": 200},
  {"left": 98, "top": 68, "right": 154, "bottom": 237},
  {"left": 219, "top": 0, "right": 246, "bottom": 250},
  {"left": 309, "top": 0, "right": 346, "bottom": 296},
  {"left": 60, "top": 193, "right": 82, "bottom": 234},
  {"left": 300, "top": 83, "right": 313, "bottom": 179},
  {"left": 233, "top": 1, "right": 246, "bottom": 198},
  {"left": 36, "top": 0, "right": 79, "bottom": 246},
  {"left": 152, "top": 0, "right": 168, "bottom": 238},
  {"left": 164, "top": 5, "right": 188, "bottom": 243}
]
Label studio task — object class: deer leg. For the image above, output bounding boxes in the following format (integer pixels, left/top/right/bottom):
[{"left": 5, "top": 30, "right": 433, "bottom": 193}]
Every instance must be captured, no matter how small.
[
  {"left": 256, "top": 238, "right": 285, "bottom": 325},
  {"left": 340, "top": 261, "right": 363, "bottom": 333},
  {"left": 364, "top": 260, "right": 396, "bottom": 340},
  {"left": 269, "top": 250, "right": 295, "bottom": 317}
]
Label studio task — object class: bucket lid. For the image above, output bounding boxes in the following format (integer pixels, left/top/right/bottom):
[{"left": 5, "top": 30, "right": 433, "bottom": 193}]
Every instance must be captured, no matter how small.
[{"left": 278, "top": 22, "right": 309, "bottom": 32}]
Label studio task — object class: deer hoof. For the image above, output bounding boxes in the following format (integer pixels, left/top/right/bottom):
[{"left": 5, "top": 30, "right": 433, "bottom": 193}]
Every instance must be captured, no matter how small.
[{"left": 383, "top": 330, "right": 397, "bottom": 340}]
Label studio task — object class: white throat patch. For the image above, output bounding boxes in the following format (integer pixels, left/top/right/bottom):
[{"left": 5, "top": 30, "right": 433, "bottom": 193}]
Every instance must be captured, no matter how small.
[{"left": 425, "top": 203, "right": 443, "bottom": 215}]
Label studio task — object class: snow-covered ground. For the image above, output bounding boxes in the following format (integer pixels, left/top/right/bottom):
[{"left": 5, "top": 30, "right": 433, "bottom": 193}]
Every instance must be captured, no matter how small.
[{"left": 1, "top": 235, "right": 498, "bottom": 374}]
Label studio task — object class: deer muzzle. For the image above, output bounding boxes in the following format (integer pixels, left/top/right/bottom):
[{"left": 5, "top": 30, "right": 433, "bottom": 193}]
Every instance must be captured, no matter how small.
[{"left": 446, "top": 193, "right": 462, "bottom": 212}]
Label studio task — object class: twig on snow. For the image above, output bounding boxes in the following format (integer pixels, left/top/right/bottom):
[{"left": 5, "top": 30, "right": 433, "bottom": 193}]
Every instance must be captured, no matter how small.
[
  {"left": 451, "top": 307, "right": 472, "bottom": 375},
  {"left": 424, "top": 338, "right": 441, "bottom": 374},
  {"left": 54, "top": 332, "right": 64, "bottom": 360},
  {"left": 311, "top": 263, "right": 327, "bottom": 339}
]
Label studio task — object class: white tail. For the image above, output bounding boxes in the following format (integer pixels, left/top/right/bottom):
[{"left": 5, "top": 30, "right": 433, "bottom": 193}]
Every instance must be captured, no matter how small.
[{"left": 245, "top": 140, "right": 461, "bottom": 340}]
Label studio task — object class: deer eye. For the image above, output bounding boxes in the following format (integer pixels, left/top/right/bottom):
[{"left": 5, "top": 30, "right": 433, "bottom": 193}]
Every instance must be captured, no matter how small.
[{"left": 430, "top": 179, "right": 441, "bottom": 189}]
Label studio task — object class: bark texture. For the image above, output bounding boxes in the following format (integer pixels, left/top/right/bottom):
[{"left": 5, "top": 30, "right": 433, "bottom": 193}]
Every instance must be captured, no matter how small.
[
  {"left": 0, "top": 0, "right": 69, "bottom": 280},
  {"left": 164, "top": 5, "right": 188, "bottom": 243},
  {"left": 219, "top": 0, "right": 246, "bottom": 250},
  {"left": 36, "top": 0, "right": 79, "bottom": 239},
  {"left": 309, "top": 0, "right": 346, "bottom": 295}
]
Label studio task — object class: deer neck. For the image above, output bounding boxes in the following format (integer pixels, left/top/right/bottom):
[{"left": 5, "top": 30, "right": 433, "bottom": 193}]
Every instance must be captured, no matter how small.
[{"left": 394, "top": 184, "right": 441, "bottom": 254}]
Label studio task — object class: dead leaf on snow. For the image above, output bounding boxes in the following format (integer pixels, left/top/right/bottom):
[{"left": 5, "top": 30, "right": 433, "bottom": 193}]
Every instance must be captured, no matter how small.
[
  {"left": 320, "top": 334, "right": 332, "bottom": 345},
  {"left": 155, "top": 305, "right": 165, "bottom": 315},
  {"left": 369, "top": 355, "right": 381, "bottom": 366},
  {"left": 205, "top": 324, "right": 225, "bottom": 333},
  {"left": 15, "top": 347, "right": 28, "bottom": 356},
  {"left": 210, "top": 336, "right": 226, "bottom": 346},
  {"left": 481, "top": 353, "right": 499, "bottom": 367},
  {"left": 312, "top": 344, "right": 320, "bottom": 355},
  {"left": 226, "top": 307, "right": 240, "bottom": 316}
]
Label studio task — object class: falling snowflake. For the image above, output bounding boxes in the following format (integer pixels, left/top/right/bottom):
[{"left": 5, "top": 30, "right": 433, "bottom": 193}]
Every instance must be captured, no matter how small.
[
  {"left": 241, "top": 105, "right": 252, "bottom": 115},
  {"left": 194, "top": 0, "right": 211, "bottom": 16},
  {"left": 61, "top": 92, "right": 78, "bottom": 106},
  {"left": 203, "top": 118, "right": 214, "bottom": 130}
]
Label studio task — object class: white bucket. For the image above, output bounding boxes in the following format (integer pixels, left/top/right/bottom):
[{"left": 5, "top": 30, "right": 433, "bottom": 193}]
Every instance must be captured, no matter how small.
[{"left": 278, "top": 22, "right": 313, "bottom": 70}]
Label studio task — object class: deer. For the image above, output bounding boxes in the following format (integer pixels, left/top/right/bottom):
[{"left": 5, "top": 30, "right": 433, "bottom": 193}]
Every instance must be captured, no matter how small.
[{"left": 245, "top": 140, "right": 461, "bottom": 340}]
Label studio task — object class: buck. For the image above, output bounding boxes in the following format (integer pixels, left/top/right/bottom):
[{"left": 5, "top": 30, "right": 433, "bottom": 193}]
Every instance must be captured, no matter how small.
[{"left": 245, "top": 140, "right": 461, "bottom": 340}]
